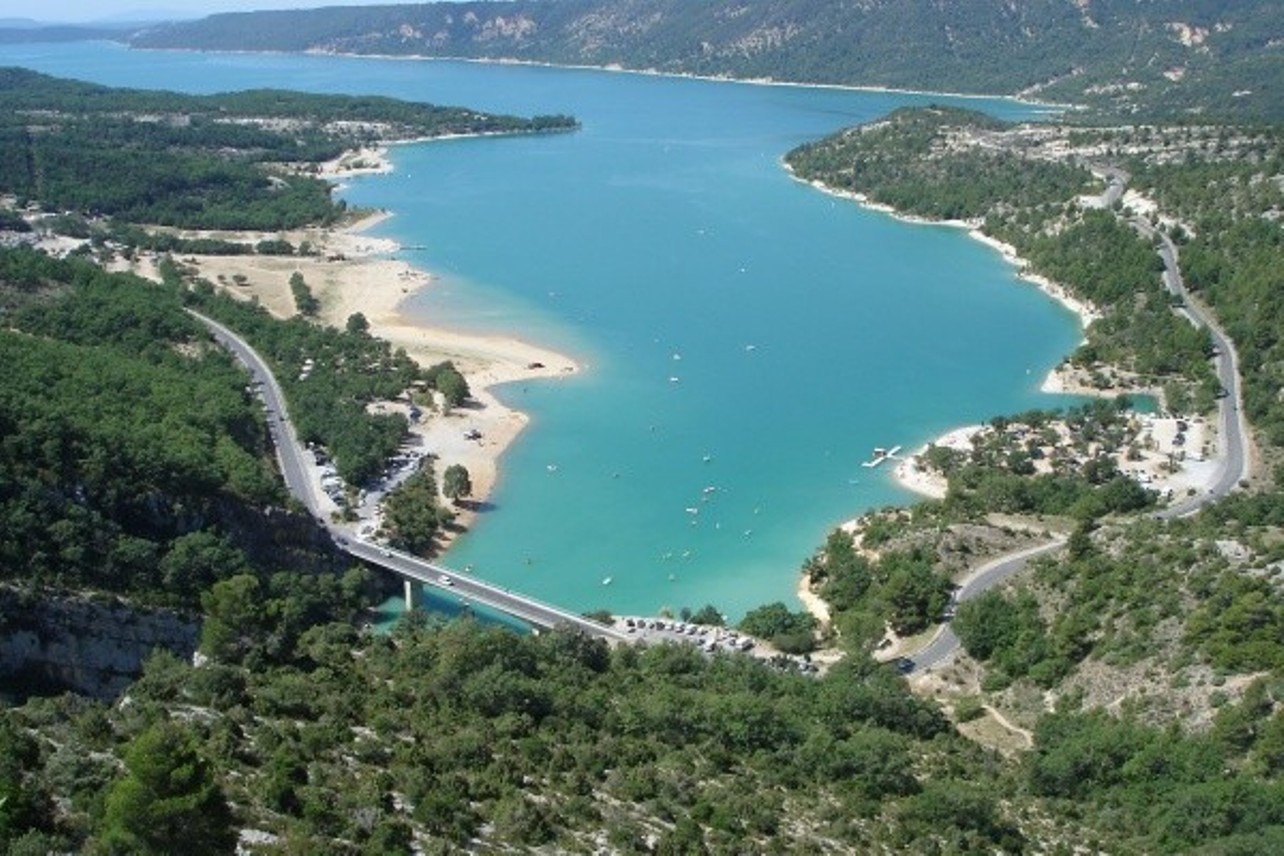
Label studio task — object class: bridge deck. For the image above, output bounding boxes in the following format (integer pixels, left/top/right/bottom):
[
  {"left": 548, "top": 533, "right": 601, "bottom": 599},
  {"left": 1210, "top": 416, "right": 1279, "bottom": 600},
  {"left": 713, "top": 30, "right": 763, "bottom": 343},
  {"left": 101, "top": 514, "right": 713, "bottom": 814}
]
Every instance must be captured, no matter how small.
[
  {"left": 342, "top": 540, "right": 630, "bottom": 641},
  {"left": 193, "top": 310, "right": 627, "bottom": 644}
]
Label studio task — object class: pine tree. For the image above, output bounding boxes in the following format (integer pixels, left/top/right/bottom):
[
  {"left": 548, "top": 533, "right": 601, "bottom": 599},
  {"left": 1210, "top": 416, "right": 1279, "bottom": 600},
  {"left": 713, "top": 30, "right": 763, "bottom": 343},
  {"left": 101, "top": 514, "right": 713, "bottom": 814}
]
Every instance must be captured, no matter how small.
[{"left": 97, "top": 722, "right": 236, "bottom": 855}]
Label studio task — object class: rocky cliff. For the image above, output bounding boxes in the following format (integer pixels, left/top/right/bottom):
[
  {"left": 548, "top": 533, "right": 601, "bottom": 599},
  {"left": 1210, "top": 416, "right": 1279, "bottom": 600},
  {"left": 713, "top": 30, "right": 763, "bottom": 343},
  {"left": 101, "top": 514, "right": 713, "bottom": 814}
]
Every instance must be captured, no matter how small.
[{"left": 0, "top": 586, "right": 198, "bottom": 700}]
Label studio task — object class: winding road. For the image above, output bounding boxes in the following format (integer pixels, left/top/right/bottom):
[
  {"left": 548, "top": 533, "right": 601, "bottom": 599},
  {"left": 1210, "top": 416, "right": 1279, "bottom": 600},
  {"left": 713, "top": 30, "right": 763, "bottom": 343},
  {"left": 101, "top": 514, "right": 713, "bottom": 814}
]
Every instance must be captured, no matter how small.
[
  {"left": 908, "top": 537, "right": 1068, "bottom": 672},
  {"left": 198, "top": 158, "right": 1253, "bottom": 661},
  {"left": 192, "top": 310, "right": 630, "bottom": 644},
  {"left": 903, "top": 168, "right": 1253, "bottom": 674}
]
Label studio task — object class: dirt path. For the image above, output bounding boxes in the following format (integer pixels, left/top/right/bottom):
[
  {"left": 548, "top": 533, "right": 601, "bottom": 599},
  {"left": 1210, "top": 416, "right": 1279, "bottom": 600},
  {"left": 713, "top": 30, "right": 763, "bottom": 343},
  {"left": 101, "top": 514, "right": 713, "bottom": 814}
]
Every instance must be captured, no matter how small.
[{"left": 983, "top": 704, "right": 1034, "bottom": 748}]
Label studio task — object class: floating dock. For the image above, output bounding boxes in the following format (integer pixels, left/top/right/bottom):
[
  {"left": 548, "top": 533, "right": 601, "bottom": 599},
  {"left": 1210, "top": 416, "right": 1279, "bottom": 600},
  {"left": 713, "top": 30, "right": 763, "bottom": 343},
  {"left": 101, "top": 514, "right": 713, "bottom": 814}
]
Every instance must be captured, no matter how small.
[{"left": 861, "top": 445, "right": 903, "bottom": 468}]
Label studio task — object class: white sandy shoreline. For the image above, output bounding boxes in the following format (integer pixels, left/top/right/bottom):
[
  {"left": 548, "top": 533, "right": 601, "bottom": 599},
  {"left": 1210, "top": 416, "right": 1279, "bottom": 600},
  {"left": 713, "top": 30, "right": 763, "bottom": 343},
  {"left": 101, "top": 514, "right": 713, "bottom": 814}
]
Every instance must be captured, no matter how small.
[
  {"left": 890, "top": 425, "right": 987, "bottom": 501},
  {"left": 284, "top": 48, "right": 1070, "bottom": 111},
  {"left": 784, "top": 169, "right": 1106, "bottom": 624},
  {"left": 111, "top": 146, "right": 579, "bottom": 547},
  {"left": 788, "top": 169, "right": 1102, "bottom": 336},
  {"left": 295, "top": 211, "right": 581, "bottom": 543}
]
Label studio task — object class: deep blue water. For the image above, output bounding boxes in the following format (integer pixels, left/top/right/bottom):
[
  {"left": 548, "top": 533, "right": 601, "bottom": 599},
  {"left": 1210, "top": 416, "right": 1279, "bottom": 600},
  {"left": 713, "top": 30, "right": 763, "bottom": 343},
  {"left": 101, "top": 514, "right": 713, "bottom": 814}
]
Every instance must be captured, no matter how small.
[{"left": 2, "top": 42, "right": 1082, "bottom": 619}]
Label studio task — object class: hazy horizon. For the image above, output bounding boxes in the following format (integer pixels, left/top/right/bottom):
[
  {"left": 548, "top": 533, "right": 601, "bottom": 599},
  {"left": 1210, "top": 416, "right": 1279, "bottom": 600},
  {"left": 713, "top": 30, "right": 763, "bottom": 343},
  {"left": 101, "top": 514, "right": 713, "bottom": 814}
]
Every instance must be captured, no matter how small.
[{"left": 3, "top": 0, "right": 448, "bottom": 25}]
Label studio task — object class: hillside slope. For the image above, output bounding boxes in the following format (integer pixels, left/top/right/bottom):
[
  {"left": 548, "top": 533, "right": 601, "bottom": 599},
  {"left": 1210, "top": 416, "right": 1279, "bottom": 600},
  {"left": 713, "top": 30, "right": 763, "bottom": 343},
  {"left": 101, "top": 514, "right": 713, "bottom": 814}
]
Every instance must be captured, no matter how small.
[{"left": 129, "top": 0, "right": 1284, "bottom": 119}]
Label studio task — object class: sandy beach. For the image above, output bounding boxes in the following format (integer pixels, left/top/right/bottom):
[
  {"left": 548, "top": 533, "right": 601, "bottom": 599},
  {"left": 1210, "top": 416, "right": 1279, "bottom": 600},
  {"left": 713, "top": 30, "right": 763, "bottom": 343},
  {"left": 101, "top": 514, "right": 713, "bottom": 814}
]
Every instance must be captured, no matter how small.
[
  {"left": 315, "top": 145, "right": 394, "bottom": 182},
  {"left": 891, "top": 424, "right": 987, "bottom": 500},
  {"left": 787, "top": 171, "right": 1105, "bottom": 615},
  {"left": 794, "top": 169, "right": 1224, "bottom": 626},
  {"left": 795, "top": 575, "right": 832, "bottom": 628},
  {"left": 114, "top": 160, "right": 578, "bottom": 543}
]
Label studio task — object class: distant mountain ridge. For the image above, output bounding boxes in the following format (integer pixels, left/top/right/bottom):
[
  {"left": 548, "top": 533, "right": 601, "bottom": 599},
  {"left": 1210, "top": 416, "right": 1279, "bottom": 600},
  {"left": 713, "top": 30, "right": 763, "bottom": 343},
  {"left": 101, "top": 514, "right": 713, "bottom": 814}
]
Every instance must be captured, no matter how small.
[
  {"left": 0, "top": 23, "right": 126, "bottom": 43},
  {"left": 127, "top": 0, "right": 1284, "bottom": 120}
]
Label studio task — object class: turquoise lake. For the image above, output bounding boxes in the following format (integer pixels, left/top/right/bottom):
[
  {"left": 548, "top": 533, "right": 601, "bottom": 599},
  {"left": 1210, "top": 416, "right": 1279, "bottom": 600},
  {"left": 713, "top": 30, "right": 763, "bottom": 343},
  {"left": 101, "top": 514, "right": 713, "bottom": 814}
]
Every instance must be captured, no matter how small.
[{"left": 3, "top": 42, "right": 1083, "bottom": 619}]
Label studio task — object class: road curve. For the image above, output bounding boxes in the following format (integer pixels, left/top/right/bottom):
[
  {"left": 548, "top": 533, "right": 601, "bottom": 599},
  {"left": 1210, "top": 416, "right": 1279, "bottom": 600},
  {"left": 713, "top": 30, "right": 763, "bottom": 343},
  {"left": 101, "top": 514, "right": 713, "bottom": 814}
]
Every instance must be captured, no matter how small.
[
  {"left": 192, "top": 310, "right": 629, "bottom": 643},
  {"left": 906, "top": 170, "right": 1252, "bottom": 672},
  {"left": 909, "top": 537, "right": 1067, "bottom": 672}
]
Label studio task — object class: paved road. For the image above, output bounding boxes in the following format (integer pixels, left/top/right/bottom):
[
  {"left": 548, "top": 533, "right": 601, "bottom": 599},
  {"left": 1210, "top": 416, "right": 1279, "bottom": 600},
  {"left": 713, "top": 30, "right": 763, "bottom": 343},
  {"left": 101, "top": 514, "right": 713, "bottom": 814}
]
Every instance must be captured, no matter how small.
[
  {"left": 1091, "top": 167, "right": 1251, "bottom": 513},
  {"left": 193, "top": 311, "right": 322, "bottom": 514},
  {"left": 192, "top": 310, "right": 629, "bottom": 643},
  {"left": 909, "top": 538, "right": 1066, "bottom": 672},
  {"left": 342, "top": 539, "right": 630, "bottom": 641},
  {"left": 1099, "top": 167, "right": 1128, "bottom": 208},
  {"left": 1140, "top": 226, "right": 1252, "bottom": 517},
  {"left": 905, "top": 170, "right": 1253, "bottom": 672}
]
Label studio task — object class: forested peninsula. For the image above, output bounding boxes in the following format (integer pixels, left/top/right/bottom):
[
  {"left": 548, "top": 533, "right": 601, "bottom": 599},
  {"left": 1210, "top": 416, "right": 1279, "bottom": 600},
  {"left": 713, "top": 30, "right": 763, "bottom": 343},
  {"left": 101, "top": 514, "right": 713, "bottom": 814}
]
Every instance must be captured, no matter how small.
[
  {"left": 0, "top": 69, "right": 579, "bottom": 602},
  {"left": 0, "top": 67, "right": 573, "bottom": 232},
  {"left": 2, "top": 12, "right": 1284, "bottom": 853},
  {"left": 778, "top": 104, "right": 1284, "bottom": 850}
]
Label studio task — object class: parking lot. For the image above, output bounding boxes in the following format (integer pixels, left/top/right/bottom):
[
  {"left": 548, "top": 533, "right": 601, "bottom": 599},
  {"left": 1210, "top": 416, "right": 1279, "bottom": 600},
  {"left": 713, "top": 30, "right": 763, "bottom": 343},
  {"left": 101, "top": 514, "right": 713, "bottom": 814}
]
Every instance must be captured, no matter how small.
[{"left": 614, "top": 616, "right": 820, "bottom": 675}]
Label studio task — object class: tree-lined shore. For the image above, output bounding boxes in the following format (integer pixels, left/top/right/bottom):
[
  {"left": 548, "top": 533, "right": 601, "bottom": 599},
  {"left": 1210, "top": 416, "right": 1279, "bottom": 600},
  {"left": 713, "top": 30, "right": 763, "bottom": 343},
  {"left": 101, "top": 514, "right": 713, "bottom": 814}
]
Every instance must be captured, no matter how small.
[{"left": 2, "top": 38, "right": 1284, "bottom": 852}]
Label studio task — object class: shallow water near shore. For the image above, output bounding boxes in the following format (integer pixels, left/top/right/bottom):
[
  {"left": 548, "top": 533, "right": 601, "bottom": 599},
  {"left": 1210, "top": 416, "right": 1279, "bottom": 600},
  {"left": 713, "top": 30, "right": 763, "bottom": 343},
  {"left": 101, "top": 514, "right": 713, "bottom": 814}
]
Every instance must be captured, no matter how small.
[{"left": 4, "top": 42, "right": 1084, "bottom": 620}]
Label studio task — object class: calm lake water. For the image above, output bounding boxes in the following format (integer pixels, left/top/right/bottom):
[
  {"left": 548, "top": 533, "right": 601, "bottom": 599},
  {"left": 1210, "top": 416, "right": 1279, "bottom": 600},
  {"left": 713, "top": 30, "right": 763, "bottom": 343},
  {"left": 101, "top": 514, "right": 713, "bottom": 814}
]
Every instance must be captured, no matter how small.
[{"left": 3, "top": 42, "right": 1082, "bottom": 619}]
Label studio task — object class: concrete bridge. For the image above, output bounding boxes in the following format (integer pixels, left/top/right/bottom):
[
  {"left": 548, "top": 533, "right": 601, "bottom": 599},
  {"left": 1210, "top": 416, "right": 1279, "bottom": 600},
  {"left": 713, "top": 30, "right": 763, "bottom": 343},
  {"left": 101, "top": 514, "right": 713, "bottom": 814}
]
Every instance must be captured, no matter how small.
[
  {"left": 342, "top": 537, "right": 629, "bottom": 640},
  {"left": 194, "top": 310, "right": 629, "bottom": 643}
]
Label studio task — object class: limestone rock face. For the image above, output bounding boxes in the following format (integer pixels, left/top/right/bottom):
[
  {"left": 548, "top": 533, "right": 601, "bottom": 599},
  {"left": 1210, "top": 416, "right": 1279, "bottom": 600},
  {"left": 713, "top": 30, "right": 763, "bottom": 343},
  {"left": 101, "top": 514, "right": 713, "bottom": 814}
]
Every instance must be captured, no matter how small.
[{"left": 0, "top": 587, "right": 198, "bottom": 699}]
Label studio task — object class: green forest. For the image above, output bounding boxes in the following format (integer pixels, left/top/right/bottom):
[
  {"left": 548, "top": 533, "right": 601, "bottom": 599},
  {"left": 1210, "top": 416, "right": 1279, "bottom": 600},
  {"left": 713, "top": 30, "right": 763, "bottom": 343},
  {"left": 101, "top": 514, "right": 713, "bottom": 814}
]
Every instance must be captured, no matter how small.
[
  {"left": 0, "top": 67, "right": 574, "bottom": 231},
  {"left": 0, "top": 248, "right": 294, "bottom": 608},
  {"left": 125, "top": 0, "right": 1284, "bottom": 121},
  {"left": 3, "top": 34, "right": 1284, "bottom": 856},
  {"left": 777, "top": 103, "right": 1284, "bottom": 853}
]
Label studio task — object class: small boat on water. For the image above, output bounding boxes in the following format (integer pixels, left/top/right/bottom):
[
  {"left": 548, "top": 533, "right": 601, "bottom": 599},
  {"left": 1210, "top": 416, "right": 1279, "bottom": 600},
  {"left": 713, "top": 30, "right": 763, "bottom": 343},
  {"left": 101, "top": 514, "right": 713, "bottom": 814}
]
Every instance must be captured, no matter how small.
[{"left": 602, "top": 576, "right": 613, "bottom": 586}]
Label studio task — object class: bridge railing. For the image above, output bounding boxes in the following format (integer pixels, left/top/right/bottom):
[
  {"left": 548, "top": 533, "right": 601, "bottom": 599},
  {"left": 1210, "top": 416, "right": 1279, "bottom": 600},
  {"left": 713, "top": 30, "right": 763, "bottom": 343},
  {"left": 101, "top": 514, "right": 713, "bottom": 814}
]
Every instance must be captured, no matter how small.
[{"left": 352, "top": 541, "right": 629, "bottom": 641}]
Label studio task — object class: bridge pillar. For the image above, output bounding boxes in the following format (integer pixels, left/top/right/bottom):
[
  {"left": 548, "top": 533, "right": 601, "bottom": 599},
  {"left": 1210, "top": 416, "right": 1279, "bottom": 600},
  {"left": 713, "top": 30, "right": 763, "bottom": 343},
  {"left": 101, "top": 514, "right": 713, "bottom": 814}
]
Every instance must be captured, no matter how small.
[{"left": 404, "top": 579, "right": 414, "bottom": 611}]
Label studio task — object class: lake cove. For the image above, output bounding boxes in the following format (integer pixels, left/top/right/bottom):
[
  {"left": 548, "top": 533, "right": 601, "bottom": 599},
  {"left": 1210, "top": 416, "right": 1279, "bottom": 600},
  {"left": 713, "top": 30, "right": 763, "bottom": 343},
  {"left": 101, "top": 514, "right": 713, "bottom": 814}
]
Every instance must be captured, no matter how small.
[{"left": 2, "top": 42, "right": 1083, "bottom": 618}]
